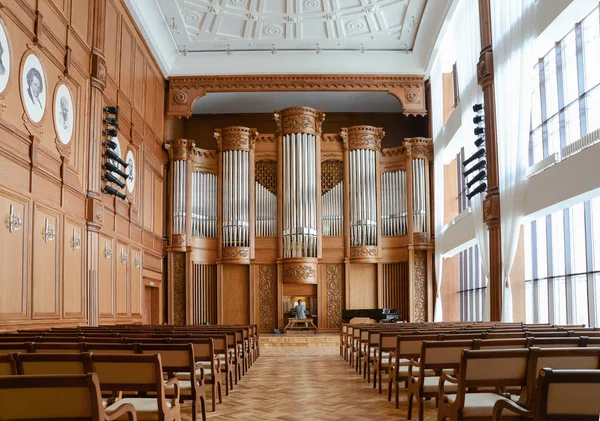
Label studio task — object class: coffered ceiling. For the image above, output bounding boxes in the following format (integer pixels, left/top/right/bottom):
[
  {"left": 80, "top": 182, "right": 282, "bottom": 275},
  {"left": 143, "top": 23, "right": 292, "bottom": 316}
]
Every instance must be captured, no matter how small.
[
  {"left": 124, "top": 0, "right": 451, "bottom": 75},
  {"left": 161, "top": 0, "right": 425, "bottom": 51}
]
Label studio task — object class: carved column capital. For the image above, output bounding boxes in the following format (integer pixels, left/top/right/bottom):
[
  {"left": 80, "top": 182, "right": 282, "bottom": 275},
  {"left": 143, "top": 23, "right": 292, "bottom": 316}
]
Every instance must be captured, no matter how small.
[
  {"left": 165, "top": 139, "right": 192, "bottom": 161},
  {"left": 483, "top": 193, "right": 501, "bottom": 228},
  {"left": 91, "top": 50, "right": 106, "bottom": 91},
  {"left": 86, "top": 196, "right": 103, "bottom": 231},
  {"left": 168, "top": 86, "right": 207, "bottom": 119},
  {"left": 477, "top": 48, "right": 494, "bottom": 88}
]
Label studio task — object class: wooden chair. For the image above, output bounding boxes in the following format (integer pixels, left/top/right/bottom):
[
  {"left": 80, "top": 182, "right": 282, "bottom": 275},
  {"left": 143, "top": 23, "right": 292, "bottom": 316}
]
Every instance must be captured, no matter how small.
[
  {"left": 388, "top": 334, "right": 439, "bottom": 409},
  {"left": 492, "top": 347, "right": 600, "bottom": 420},
  {"left": 0, "top": 343, "right": 33, "bottom": 355},
  {"left": 139, "top": 343, "right": 206, "bottom": 421},
  {"left": 31, "top": 342, "right": 83, "bottom": 353},
  {"left": 437, "top": 348, "right": 530, "bottom": 420},
  {"left": 526, "top": 368, "right": 600, "bottom": 420},
  {"left": 82, "top": 342, "right": 140, "bottom": 354},
  {"left": 173, "top": 338, "right": 222, "bottom": 412},
  {"left": 91, "top": 353, "right": 180, "bottom": 421},
  {"left": 407, "top": 340, "right": 474, "bottom": 421},
  {"left": 0, "top": 354, "right": 16, "bottom": 375},
  {"left": 374, "top": 331, "right": 400, "bottom": 393},
  {"left": 0, "top": 373, "right": 137, "bottom": 421},
  {"left": 14, "top": 352, "right": 93, "bottom": 375},
  {"left": 526, "top": 337, "right": 587, "bottom": 348},
  {"left": 473, "top": 338, "right": 528, "bottom": 350}
]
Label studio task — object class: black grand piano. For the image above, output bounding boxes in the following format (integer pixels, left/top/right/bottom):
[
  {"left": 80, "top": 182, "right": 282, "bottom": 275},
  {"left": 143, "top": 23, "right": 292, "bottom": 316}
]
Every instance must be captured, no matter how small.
[{"left": 341, "top": 308, "right": 400, "bottom": 323}]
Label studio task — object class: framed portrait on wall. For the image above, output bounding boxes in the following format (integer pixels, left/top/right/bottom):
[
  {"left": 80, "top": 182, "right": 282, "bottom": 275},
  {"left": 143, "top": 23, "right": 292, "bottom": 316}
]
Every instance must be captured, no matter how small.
[
  {"left": 125, "top": 149, "right": 135, "bottom": 194},
  {"left": 53, "top": 83, "right": 74, "bottom": 145},
  {"left": 20, "top": 52, "right": 46, "bottom": 124},
  {"left": 0, "top": 19, "right": 11, "bottom": 95}
]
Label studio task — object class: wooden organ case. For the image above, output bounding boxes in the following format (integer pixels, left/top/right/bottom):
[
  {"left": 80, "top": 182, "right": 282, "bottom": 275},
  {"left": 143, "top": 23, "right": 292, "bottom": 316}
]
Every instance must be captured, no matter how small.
[{"left": 165, "top": 107, "right": 433, "bottom": 331}]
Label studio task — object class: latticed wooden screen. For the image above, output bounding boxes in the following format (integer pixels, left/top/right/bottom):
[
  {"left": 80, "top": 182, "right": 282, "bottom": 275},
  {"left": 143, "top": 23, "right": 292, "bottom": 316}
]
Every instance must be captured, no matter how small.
[
  {"left": 321, "top": 160, "right": 343, "bottom": 194},
  {"left": 256, "top": 160, "right": 277, "bottom": 194}
]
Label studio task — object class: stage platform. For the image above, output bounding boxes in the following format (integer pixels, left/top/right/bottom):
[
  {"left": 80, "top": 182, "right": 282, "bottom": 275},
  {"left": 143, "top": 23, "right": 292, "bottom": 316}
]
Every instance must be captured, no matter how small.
[{"left": 259, "top": 333, "right": 339, "bottom": 357}]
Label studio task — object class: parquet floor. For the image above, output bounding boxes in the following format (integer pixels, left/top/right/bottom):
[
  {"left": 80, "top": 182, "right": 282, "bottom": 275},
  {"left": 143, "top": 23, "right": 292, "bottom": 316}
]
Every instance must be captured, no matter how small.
[{"left": 180, "top": 349, "right": 438, "bottom": 420}]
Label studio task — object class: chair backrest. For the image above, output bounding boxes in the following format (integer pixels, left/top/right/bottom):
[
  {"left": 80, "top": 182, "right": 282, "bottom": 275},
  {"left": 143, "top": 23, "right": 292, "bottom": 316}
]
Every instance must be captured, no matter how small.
[
  {"left": 0, "top": 354, "right": 16, "bottom": 375},
  {"left": 397, "top": 334, "right": 440, "bottom": 360},
  {"left": 536, "top": 368, "right": 600, "bottom": 420},
  {"left": 15, "top": 352, "right": 93, "bottom": 375},
  {"left": 91, "top": 353, "right": 164, "bottom": 394},
  {"left": 524, "top": 347, "right": 600, "bottom": 409},
  {"left": 32, "top": 342, "right": 83, "bottom": 353},
  {"left": 419, "top": 340, "right": 474, "bottom": 372},
  {"left": 0, "top": 373, "right": 104, "bottom": 420},
  {"left": 139, "top": 343, "right": 196, "bottom": 380},
  {"left": 473, "top": 338, "right": 528, "bottom": 350},
  {"left": 0, "top": 343, "right": 32, "bottom": 355},
  {"left": 379, "top": 332, "right": 400, "bottom": 353},
  {"left": 82, "top": 342, "right": 139, "bottom": 354},
  {"left": 527, "top": 337, "right": 586, "bottom": 348},
  {"left": 460, "top": 348, "right": 530, "bottom": 389}
]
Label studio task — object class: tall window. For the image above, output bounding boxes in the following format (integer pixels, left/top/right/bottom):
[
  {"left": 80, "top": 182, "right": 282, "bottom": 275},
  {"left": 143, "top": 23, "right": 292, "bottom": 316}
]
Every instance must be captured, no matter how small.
[
  {"left": 459, "top": 245, "right": 486, "bottom": 321},
  {"left": 525, "top": 197, "right": 600, "bottom": 326},
  {"left": 529, "top": 7, "right": 599, "bottom": 166}
]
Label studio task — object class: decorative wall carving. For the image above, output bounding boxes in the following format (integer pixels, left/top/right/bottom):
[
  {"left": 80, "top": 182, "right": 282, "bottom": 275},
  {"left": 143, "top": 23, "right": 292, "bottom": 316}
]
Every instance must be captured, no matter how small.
[
  {"left": 222, "top": 247, "right": 249, "bottom": 259},
  {"left": 258, "top": 264, "right": 277, "bottom": 331},
  {"left": 282, "top": 115, "right": 314, "bottom": 132},
  {"left": 172, "top": 252, "right": 186, "bottom": 325},
  {"left": 167, "top": 75, "right": 427, "bottom": 118},
  {"left": 350, "top": 246, "right": 378, "bottom": 258},
  {"left": 284, "top": 265, "right": 315, "bottom": 281},
  {"left": 413, "top": 250, "right": 427, "bottom": 322},
  {"left": 344, "top": 126, "right": 385, "bottom": 151},
  {"left": 413, "top": 232, "right": 428, "bottom": 245},
  {"left": 214, "top": 127, "right": 258, "bottom": 151},
  {"left": 326, "top": 264, "right": 343, "bottom": 329}
]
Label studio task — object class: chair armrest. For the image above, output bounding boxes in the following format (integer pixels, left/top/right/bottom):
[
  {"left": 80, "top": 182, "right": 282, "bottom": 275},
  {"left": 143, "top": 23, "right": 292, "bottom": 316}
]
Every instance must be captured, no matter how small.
[
  {"left": 104, "top": 402, "right": 137, "bottom": 421},
  {"left": 197, "top": 365, "right": 205, "bottom": 382},
  {"left": 407, "top": 359, "right": 420, "bottom": 378},
  {"left": 164, "top": 377, "right": 180, "bottom": 409},
  {"left": 437, "top": 372, "right": 458, "bottom": 403},
  {"left": 215, "top": 355, "right": 222, "bottom": 373},
  {"left": 492, "top": 397, "right": 531, "bottom": 421}
]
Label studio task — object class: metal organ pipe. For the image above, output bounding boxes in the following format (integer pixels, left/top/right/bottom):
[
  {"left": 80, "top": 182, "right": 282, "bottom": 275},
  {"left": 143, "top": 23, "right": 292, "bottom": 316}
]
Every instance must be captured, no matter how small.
[
  {"left": 191, "top": 172, "right": 217, "bottom": 238},
  {"left": 413, "top": 158, "right": 426, "bottom": 232},
  {"left": 173, "top": 160, "right": 186, "bottom": 235},
  {"left": 380, "top": 170, "right": 407, "bottom": 237},
  {"left": 280, "top": 108, "right": 319, "bottom": 258},
  {"left": 322, "top": 182, "right": 343, "bottom": 236}
]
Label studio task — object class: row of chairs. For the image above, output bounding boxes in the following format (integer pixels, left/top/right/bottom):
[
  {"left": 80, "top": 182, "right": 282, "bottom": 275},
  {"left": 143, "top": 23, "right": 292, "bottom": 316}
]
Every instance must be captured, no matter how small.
[
  {"left": 340, "top": 322, "right": 600, "bottom": 420},
  {"left": 0, "top": 323, "right": 260, "bottom": 421}
]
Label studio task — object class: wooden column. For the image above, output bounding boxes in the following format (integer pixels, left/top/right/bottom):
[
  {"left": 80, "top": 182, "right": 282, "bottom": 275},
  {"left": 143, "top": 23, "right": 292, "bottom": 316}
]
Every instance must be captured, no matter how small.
[
  {"left": 85, "top": 0, "right": 107, "bottom": 327},
  {"left": 478, "top": 0, "right": 502, "bottom": 321}
]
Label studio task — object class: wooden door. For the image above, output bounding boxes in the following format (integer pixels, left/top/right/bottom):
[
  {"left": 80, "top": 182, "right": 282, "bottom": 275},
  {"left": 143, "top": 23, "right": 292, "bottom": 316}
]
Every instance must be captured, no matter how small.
[{"left": 143, "top": 285, "right": 160, "bottom": 325}]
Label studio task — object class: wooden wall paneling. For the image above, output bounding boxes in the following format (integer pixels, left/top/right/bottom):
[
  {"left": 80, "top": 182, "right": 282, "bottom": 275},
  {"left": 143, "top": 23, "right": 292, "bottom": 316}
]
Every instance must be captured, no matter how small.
[
  {"left": 131, "top": 245, "right": 143, "bottom": 316},
  {"left": 69, "top": 0, "right": 93, "bottom": 46},
  {"left": 347, "top": 263, "right": 377, "bottom": 309},
  {"left": 118, "top": 19, "right": 133, "bottom": 101},
  {"left": 32, "top": 203, "right": 61, "bottom": 319},
  {"left": 144, "top": 62, "right": 154, "bottom": 124},
  {"left": 142, "top": 165, "right": 153, "bottom": 231},
  {"left": 62, "top": 216, "right": 86, "bottom": 319},
  {"left": 0, "top": 190, "right": 29, "bottom": 321},
  {"left": 115, "top": 240, "right": 129, "bottom": 317},
  {"left": 103, "top": 0, "right": 120, "bottom": 84},
  {"left": 133, "top": 43, "right": 145, "bottom": 116},
  {"left": 222, "top": 265, "right": 250, "bottom": 325},
  {"left": 98, "top": 233, "right": 115, "bottom": 319},
  {"left": 257, "top": 264, "right": 277, "bottom": 332},
  {"left": 154, "top": 174, "right": 163, "bottom": 236}
]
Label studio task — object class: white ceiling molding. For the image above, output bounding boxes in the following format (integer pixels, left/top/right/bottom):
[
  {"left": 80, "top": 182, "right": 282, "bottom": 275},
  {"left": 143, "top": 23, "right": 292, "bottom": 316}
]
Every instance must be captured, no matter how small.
[{"left": 124, "top": 0, "right": 451, "bottom": 76}]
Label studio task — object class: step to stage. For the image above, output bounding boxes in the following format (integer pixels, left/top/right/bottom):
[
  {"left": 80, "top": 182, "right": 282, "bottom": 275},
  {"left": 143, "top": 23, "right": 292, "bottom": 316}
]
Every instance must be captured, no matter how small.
[{"left": 259, "top": 333, "right": 340, "bottom": 356}]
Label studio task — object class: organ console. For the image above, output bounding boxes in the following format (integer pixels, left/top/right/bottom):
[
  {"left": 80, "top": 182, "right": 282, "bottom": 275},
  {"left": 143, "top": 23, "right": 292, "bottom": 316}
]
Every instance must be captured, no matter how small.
[{"left": 165, "top": 106, "right": 434, "bottom": 330}]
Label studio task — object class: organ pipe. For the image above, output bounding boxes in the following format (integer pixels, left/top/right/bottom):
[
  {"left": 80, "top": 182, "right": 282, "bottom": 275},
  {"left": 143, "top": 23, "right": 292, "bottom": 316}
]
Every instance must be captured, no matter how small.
[
  {"left": 412, "top": 158, "right": 427, "bottom": 232},
  {"left": 191, "top": 172, "right": 217, "bottom": 237},
  {"left": 343, "top": 126, "right": 383, "bottom": 248},
  {"left": 215, "top": 127, "right": 256, "bottom": 253},
  {"left": 256, "top": 182, "right": 276, "bottom": 236},
  {"left": 381, "top": 170, "right": 407, "bottom": 236},
  {"left": 279, "top": 108, "right": 321, "bottom": 258},
  {"left": 322, "top": 182, "right": 343, "bottom": 236}
]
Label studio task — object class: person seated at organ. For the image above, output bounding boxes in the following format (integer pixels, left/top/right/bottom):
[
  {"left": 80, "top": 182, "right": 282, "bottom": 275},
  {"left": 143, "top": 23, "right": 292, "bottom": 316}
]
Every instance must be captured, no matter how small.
[{"left": 290, "top": 299, "right": 308, "bottom": 327}]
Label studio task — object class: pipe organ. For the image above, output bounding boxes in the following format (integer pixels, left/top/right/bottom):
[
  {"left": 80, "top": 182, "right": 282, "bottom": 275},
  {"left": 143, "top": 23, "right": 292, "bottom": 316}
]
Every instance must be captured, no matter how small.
[{"left": 165, "top": 107, "right": 434, "bottom": 329}]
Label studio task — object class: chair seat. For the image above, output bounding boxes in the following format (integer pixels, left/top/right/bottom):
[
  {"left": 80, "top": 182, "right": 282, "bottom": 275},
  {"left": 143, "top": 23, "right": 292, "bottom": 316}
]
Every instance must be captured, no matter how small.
[
  {"left": 444, "top": 393, "right": 508, "bottom": 418},
  {"left": 398, "top": 366, "right": 435, "bottom": 377},
  {"left": 105, "top": 398, "right": 173, "bottom": 420},
  {"left": 175, "top": 367, "right": 213, "bottom": 381},
  {"left": 421, "top": 376, "right": 458, "bottom": 394},
  {"left": 164, "top": 380, "right": 194, "bottom": 395}
]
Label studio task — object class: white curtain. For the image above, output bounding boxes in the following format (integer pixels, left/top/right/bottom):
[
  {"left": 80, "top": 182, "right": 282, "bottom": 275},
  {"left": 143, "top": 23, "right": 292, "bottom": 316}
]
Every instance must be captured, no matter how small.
[
  {"left": 491, "top": 0, "right": 536, "bottom": 322},
  {"left": 454, "top": 0, "right": 490, "bottom": 321},
  {"left": 432, "top": 55, "right": 444, "bottom": 322}
]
